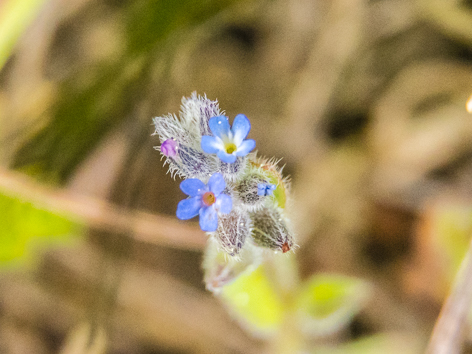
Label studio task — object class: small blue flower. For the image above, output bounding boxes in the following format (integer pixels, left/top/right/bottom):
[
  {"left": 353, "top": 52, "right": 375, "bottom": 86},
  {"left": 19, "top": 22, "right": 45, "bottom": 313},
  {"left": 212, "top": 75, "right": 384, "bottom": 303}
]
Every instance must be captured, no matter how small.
[
  {"left": 176, "top": 173, "right": 232, "bottom": 232},
  {"left": 201, "top": 114, "right": 256, "bottom": 164},
  {"left": 257, "top": 183, "right": 276, "bottom": 196}
]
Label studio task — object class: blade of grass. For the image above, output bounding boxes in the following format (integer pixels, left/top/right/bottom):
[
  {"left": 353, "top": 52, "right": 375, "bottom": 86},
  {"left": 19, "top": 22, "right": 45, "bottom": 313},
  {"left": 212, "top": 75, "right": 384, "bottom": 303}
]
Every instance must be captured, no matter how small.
[{"left": 426, "top": 237, "right": 472, "bottom": 354}]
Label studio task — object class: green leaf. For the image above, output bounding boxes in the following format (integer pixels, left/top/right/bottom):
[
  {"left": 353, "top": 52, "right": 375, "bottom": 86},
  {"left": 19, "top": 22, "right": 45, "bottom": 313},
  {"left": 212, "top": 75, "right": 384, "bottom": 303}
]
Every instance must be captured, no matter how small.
[
  {"left": 202, "top": 237, "right": 262, "bottom": 292},
  {"left": 0, "top": 192, "right": 81, "bottom": 268},
  {"left": 219, "top": 265, "right": 285, "bottom": 336},
  {"left": 294, "top": 274, "right": 370, "bottom": 337}
]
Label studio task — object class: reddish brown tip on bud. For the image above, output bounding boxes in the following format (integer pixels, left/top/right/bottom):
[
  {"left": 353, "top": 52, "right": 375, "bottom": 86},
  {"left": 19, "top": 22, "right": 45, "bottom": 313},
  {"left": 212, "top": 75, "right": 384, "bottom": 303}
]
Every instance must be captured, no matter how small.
[{"left": 282, "top": 242, "right": 290, "bottom": 253}]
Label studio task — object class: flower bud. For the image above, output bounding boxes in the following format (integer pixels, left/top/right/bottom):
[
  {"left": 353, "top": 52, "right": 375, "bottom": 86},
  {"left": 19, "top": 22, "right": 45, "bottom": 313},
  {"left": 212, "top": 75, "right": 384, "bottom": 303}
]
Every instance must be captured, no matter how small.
[
  {"left": 234, "top": 172, "right": 272, "bottom": 211},
  {"left": 219, "top": 157, "right": 247, "bottom": 181},
  {"left": 153, "top": 114, "right": 189, "bottom": 142},
  {"left": 211, "top": 208, "right": 251, "bottom": 257},
  {"left": 177, "top": 145, "right": 217, "bottom": 179},
  {"left": 160, "top": 139, "right": 178, "bottom": 157},
  {"left": 180, "top": 92, "right": 222, "bottom": 137},
  {"left": 250, "top": 206, "right": 294, "bottom": 253}
]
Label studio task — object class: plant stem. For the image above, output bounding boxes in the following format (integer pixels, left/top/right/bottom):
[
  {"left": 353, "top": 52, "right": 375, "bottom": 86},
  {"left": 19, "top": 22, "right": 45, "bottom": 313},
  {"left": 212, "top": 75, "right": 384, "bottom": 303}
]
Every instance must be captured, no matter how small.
[{"left": 426, "top": 237, "right": 472, "bottom": 354}]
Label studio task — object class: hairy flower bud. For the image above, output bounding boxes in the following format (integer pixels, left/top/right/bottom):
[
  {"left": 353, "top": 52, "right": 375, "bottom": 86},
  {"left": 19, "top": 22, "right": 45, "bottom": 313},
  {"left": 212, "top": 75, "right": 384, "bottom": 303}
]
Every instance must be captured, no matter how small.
[
  {"left": 177, "top": 145, "right": 217, "bottom": 179},
  {"left": 160, "top": 139, "right": 178, "bottom": 157},
  {"left": 181, "top": 92, "right": 222, "bottom": 137},
  {"left": 219, "top": 157, "right": 247, "bottom": 181},
  {"left": 153, "top": 114, "right": 189, "bottom": 143},
  {"left": 250, "top": 206, "right": 294, "bottom": 253},
  {"left": 211, "top": 208, "right": 251, "bottom": 257},
  {"left": 234, "top": 172, "right": 272, "bottom": 211}
]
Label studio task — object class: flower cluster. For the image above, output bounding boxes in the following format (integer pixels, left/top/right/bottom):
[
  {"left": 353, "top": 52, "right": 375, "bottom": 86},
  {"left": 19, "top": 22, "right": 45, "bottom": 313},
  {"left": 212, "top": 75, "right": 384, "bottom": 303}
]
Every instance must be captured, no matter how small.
[{"left": 153, "top": 92, "right": 294, "bottom": 260}]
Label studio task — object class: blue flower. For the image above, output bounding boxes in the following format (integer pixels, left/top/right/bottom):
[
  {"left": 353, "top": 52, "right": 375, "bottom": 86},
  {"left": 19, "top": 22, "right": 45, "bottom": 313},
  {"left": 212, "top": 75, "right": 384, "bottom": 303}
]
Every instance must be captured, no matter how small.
[
  {"left": 176, "top": 173, "right": 232, "bottom": 232},
  {"left": 201, "top": 114, "right": 256, "bottom": 164},
  {"left": 257, "top": 183, "right": 276, "bottom": 196}
]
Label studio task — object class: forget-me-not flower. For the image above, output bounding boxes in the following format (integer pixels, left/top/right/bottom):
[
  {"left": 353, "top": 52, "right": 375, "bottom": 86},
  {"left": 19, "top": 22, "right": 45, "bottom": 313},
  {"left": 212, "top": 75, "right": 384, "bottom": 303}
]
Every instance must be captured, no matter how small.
[
  {"left": 257, "top": 183, "right": 276, "bottom": 196},
  {"left": 176, "top": 173, "right": 232, "bottom": 232},
  {"left": 201, "top": 114, "right": 256, "bottom": 164}
]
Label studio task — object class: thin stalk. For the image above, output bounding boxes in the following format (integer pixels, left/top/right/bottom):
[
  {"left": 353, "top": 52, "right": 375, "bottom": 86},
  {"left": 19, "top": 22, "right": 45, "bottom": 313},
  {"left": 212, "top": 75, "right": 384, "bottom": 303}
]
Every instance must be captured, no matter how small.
[
  {"left": 426, "top": 237, "right": 472, "bottom": 354},
  {"left": 0, "top": 167, "right": 205, "bottom": 251}
]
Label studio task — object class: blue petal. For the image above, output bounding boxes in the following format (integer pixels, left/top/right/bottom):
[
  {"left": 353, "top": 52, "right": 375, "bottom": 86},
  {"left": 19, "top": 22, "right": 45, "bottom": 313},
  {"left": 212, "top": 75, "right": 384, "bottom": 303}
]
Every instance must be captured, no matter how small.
[
  {"left": 232, "top": 114, "right": 251, "bottom": 145},
  {"left": 235, "top": 139, "right": 255, "bottom": 157},
  {"left": 201, "top": 135, "right": 223, "bottom": 154},
  {"left": 217, "top": 150, "right": 237, "bottom": 163},
  {"left": 199, "top": 206, "right": 218, "bottom": 232},
  {"left": 208, "top": 173, "right": 226, "bottom": 195},
  {"left": 209, "top": 116, "right": 231, "bottom": 139},
  {"left": 180, "top": 179, "right": 206, "bottom": 197},
  {"left": 216, "top": 194, "right": 232, "bottom": 214},
  {"left": 257, "top": 184, "right": 266, "bottom": 196},
  {"left": 266, "top": 184, "right": 276, "bottom": 196},
  {"left": 176, "top": 197, "right": 202, "bottom": 220}
]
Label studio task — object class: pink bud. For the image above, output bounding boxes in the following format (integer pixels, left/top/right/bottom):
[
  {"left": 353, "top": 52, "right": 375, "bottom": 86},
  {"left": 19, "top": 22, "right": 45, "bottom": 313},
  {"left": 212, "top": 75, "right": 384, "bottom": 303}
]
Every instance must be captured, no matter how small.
[{"left": 160, "top": 139, "right": 178, "bottom": 157}]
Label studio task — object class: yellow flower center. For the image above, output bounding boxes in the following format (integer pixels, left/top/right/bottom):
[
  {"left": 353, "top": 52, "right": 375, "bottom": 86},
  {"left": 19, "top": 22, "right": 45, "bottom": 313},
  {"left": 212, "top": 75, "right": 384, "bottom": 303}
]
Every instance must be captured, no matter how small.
[{"left": 225, "top": 143, "right": 237, "bottom": 154}]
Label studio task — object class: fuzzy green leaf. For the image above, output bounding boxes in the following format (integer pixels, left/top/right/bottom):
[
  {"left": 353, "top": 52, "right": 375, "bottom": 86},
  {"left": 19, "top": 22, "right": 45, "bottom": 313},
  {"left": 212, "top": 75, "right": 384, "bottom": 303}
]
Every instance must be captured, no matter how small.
[
  {"left": 219, "top": 265, "right": 285, "bottom": 336},
  {"left": 294, "top": 274, "right": 370, "bottom": 336},
  {"left": 0, "top": 192, "right": 81, "bottom": 267}
]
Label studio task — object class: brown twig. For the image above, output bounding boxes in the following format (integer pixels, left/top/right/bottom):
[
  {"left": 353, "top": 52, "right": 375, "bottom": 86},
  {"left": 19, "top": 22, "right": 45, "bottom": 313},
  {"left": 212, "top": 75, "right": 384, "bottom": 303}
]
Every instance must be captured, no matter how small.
[
  {"left": 426, "top": 237, "right": 472, "bottom": 354},
  {"left": 0, "top": 167, "right": 206, "bottom": 251}
]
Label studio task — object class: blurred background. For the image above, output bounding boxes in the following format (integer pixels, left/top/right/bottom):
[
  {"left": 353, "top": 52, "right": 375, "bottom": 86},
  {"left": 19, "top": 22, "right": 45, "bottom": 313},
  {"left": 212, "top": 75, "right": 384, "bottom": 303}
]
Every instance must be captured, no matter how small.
[{"left": 1, "top": 0, "right": 472, "bottom": 353}]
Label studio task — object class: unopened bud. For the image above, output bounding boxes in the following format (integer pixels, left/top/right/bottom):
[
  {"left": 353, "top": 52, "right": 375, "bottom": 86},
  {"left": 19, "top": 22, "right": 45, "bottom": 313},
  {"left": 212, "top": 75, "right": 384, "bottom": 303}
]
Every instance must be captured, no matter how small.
[
  {"left": 160, "top": 139, "right": 178, "bottom": 157},
  {"left": 178, "top": 145, "right": 217, "bottom": 179},
  {"left": 211, "top": 209, "right": 251, "bottom": 257},
  {"left": 181, "top": 92, "right": 222, "bottom": 136},
  {"left": 219, "top": 157, "right": 247, "bottom": 181},
  {"left": 250, "top": 206, "right": 294, "bottom": 253},
  {"left": 235, "top": 173, "right": 273, "bottom": 211}
]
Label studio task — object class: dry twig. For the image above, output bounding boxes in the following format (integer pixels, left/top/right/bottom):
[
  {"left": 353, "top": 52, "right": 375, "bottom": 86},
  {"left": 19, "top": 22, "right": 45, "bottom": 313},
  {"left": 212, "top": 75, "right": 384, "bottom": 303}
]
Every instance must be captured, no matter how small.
[{"left": 0, "top": 167, "right": 205, "bottom": 251}]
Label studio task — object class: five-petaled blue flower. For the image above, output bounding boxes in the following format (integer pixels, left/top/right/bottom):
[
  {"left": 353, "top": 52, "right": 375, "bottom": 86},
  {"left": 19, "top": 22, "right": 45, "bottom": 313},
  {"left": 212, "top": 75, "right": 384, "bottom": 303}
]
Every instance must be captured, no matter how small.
[
  {"left": 257, "top": 183, "right": 276, "bottom": 196},
  {"left": 201, "top": 114, "right": 256, "bottom": 164},
  {"left": 176, "top": 173, "right": 232, "bottom": 232}
]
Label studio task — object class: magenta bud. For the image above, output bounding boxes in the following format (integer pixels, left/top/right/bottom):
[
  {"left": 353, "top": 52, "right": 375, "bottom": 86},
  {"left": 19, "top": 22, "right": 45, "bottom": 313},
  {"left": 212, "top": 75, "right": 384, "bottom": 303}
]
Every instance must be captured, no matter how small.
[{"left": 160, "top": 139, "right": 178, "bottom": 157}]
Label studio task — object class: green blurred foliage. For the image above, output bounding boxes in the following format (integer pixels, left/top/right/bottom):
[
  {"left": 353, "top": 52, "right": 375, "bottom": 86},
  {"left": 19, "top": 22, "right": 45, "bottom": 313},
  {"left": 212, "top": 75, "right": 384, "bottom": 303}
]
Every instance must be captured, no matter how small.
[
  {"left": 0, "top": 192, "right": 81, "bottom": 267},
  {"left": 433, "top": 206, "right": 472, "bottom": 280},
  {"left": 294, "top": 274, "right": 370, "bottom": 336},
  {"left": 221, "top": 265, "right": 285, "bottom": 335},
  {"left": 11, "top": 0, "right": 250, "bottom": 183},
  {"left": 219, "top": 261, "right": 370, "bottom": 343}
]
